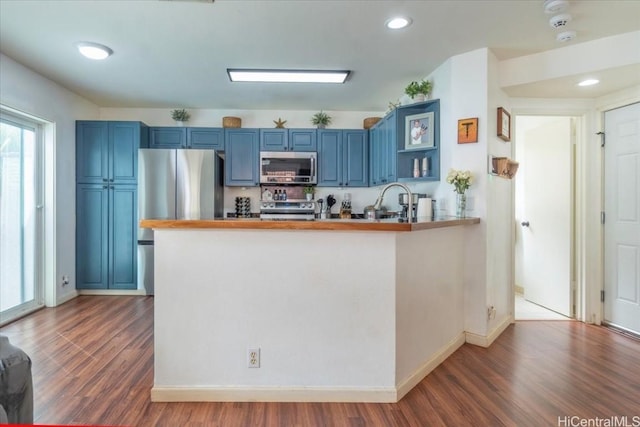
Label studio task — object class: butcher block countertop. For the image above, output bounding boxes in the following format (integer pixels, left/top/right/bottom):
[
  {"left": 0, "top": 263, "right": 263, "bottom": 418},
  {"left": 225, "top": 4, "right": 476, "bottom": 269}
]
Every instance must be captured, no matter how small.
[{"left": 140, "top": 216, "right": 480, "bottom": 232}]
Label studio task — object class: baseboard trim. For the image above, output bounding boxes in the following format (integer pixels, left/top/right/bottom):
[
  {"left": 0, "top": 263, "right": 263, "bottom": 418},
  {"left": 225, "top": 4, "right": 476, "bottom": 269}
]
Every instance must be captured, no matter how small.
[
  {"left": 151, "top": 385, "right": 397, "bottom": 403},
  {"left": 55, "top": 290, "right": 78, "bottom": 306},
  {"left": 78, "top": 289, "right": 147, "bottom": 296},
  {"left": 465, "top": 315, "right": 512, "bottom": 348},
  {"left": 395, "top": 332, "right": 466, "bottom": 401}
]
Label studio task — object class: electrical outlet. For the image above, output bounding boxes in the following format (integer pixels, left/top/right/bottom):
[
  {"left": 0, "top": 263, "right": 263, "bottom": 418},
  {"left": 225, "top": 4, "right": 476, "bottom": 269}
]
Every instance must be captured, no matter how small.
[
  {"left": 487, "top": 306, "right": 496, "bottom": 320},
  {"left": 247, "top": 348, "right": 260, "bottom": 368},
  {"left": 61, "top": 275, "right": 70, "bottom": 286}
]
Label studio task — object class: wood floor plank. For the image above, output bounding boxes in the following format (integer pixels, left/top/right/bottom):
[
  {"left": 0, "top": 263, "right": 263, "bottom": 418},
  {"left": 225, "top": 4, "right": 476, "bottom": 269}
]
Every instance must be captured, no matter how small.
[{"left": 1, "top": 296, "right": 639, "bottom": 426}]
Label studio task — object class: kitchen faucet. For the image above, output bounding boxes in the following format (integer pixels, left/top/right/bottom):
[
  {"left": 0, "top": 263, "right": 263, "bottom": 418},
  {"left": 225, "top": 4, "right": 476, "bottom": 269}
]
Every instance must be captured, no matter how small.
[{"left": 373, "top": 182, "right": 413, "bottom": 223}]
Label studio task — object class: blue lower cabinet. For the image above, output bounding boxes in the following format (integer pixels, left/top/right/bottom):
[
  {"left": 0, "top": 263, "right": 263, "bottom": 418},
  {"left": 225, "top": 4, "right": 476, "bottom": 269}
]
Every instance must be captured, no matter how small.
[
  {"left": 76, "top": 184, "right": 137, "bottom": 290},
  {"left": 318, "top": 130, "right": 368, "bottom": 187},
  {"left": 225, "top": 129, "right": 259, "bottom": 186}
]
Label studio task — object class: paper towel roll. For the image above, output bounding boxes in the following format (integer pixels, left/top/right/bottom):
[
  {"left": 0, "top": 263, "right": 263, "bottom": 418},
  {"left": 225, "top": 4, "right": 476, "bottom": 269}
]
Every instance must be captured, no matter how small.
[{"left": 417, "top": 198, "right": 432, "bottom": 219}]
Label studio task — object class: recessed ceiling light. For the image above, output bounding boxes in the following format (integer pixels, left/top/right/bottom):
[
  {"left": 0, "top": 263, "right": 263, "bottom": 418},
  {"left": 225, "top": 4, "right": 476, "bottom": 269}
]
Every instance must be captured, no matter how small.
[
  {"left": 76, "top": 42, "right": 113, "bottom": 60},
  {"left": 386, "top": 17, "right": 412, "bottom": 30},
  {"left": 227, "top": 69, "right": 350, "bottom": 84},
  {"left": 578, "top": 79, "right": 600, "bottom": 87}
]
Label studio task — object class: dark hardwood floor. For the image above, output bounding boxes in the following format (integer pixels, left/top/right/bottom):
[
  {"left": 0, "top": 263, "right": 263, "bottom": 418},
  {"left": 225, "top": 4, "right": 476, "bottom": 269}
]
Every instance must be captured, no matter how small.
[{"left": 1, "top": 296, "right": 639, "bottom": 426}]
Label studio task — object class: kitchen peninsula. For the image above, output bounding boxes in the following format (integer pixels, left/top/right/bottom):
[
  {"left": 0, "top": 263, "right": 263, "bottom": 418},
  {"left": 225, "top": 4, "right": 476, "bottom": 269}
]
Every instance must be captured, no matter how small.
[{"left": 142, "top": 216, "right": 479, "bottom": 403}]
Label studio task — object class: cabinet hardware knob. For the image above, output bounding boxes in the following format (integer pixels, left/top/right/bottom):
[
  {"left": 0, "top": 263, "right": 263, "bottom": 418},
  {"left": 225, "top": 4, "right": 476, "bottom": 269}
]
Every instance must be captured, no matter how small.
[{"left": 103, "top": 185, "right": 107, "bottom": 189}]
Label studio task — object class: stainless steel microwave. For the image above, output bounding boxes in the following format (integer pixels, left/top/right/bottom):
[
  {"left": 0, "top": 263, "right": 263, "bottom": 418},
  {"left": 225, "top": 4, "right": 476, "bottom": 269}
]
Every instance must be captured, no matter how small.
[{"left": 260, "top": 151, "right": 317, "bottom": 184}]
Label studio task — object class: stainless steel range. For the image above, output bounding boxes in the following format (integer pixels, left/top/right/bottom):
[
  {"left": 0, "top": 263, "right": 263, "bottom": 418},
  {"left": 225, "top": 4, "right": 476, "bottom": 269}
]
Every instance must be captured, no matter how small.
[{"left": 260, "top": 199, "right": 316, "bottom": 221}]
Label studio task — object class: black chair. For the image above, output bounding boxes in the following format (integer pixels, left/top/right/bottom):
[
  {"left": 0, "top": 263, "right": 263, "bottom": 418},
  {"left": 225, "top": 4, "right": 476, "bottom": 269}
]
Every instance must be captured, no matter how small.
[{"left": 0, "top": 335, "right": 33, "bottom": 424}]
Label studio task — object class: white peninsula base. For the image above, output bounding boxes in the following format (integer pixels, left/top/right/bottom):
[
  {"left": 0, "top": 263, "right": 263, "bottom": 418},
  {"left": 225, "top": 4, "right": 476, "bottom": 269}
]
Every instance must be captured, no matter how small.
[{"left": 150, "top": 221, "right": 475, "bottom": 402}]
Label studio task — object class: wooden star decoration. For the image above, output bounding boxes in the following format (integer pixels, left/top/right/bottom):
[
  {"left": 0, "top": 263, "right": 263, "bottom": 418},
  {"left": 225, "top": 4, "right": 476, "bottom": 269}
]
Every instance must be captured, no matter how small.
[{"left": 273, "top": 118, "right": 287, "bottom": 128}]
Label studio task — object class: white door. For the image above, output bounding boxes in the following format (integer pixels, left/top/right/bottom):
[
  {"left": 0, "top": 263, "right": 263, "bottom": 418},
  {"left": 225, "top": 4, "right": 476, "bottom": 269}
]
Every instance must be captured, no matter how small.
[
  {"left": 604, "top": 102, "right": 640, "bottom": 334},
  {"left": 520, "top": 117, "right": 573, "bottom": 317}
]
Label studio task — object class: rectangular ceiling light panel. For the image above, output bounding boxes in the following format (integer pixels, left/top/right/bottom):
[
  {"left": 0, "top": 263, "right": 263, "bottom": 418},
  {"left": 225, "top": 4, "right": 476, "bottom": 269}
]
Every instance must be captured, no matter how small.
[{"left": 227, "top": 69, "right": 350, "bottom": 84}]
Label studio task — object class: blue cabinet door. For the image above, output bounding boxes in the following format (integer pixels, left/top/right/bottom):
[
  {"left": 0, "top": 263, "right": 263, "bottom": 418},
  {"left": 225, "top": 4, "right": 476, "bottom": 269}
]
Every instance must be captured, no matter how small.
[
  {"left": 382, "top": 113, "right": 397, "bottom": 184},
  {"left": 76, "top": 184, "right": 109, "bottom": 289},
  {"left": 110, "top": 184, "right": 137, "bottom": 289},
  {"left": 225, "top": 129, "right": 259, "bottom": 186},
  {"left": 188, "top": 128, "right": 224, "bottom": 150},
  {"left": 289, "top": 129, "right": 317, "bottom": 152},
  {"left": 77, "top": 121, "right": 143, "bottom": 184},
  {"left": 343, "top": 130, "right": 368, "bottom": 187},
  {"left": 110, "top": 122, "right": 140, "bottom": 184},
  {"left": 317, "top": 130, "right": 342, "bottom": 186},
  {"left": 76, "top": 122, "right": 109, "bottom": 184},
  {"left": 369, "top": 124, "right": 382, "bottom": 186},
  {"left": 149, "top": 127, "right": 187, "bottom": 148},
  {"left": 260, "top": 129, "right": 288, "bottom": 151}
]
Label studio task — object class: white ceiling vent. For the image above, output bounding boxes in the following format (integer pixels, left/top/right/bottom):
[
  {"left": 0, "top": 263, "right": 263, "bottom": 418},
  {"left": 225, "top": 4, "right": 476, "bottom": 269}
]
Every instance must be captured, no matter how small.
[
  {"left": 556, "top": 30, "right": 577, "bottom": 43},
  {"left": 544, "top": 0, "right": 569, "bottom": 14},
  {"left": 549, "top": 13, "right": 572, "bottom": 29}
]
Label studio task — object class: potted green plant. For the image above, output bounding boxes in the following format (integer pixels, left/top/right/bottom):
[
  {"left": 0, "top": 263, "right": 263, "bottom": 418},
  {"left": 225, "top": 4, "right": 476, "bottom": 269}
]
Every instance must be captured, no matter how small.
[
  {"left": 311, "top": 111, "right": 332, "bottom": 129},
  {"left": 303, "top": 185, "right": 314, "bottom": 201},
  {"left": 404, "top": 80, "right": 432, "bottom": 102},
  {"left": 171, "top": 109, "right": 190, "bottom": 125}
]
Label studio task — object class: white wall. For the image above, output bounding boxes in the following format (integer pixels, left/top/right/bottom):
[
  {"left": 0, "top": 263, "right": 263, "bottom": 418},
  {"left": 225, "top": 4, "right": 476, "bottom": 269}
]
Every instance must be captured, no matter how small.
[
  {"left": 499, "top": 31, "right": 640, "bottom": 89},
  {"left": 0, "top": 53, "right": 100, "bottom": 305}
]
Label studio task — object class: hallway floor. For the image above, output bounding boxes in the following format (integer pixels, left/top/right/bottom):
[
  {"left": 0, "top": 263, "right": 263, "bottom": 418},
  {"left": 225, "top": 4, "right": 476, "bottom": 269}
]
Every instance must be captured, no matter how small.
[{"left": 515, "top": 292, "right": 570, "bottom": 320}]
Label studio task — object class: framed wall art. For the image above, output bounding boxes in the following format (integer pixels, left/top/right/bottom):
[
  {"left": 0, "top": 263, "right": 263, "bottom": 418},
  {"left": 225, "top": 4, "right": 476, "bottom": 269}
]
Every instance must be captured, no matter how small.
[
  {"left": 405, "top": 112, "right": 435, "bottom": 150},
  {"left": 457, "top": 117, "right": 478, "bottom": 144},
  {"left": 497, "top": 107, "right": 511, "bottom": 141}
]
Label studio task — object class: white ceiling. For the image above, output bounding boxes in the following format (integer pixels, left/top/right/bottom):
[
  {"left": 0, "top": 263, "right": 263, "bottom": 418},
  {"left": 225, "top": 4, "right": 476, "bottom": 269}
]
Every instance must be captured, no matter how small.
[{"left": 1, "top": 0, "right": 639, "bottom": 111}]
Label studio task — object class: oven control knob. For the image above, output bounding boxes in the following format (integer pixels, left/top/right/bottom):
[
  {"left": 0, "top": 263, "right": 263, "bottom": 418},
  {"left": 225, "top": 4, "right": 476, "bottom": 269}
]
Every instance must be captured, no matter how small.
[{"left": 269, "top": 202, "right": 275, "bottom": 208}]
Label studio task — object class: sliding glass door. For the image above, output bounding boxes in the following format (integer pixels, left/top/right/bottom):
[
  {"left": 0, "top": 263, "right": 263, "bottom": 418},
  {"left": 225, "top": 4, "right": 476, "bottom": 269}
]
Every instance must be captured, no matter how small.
[{"left": 0, "top": 113, "right": 44, "bottom": 324}]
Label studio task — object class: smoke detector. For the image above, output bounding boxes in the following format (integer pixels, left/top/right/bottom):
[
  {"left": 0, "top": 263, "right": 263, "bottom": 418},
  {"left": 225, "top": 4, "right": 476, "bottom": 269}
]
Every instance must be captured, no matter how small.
[
  {"left": 549, "top": 13, "right": 572, "bottom": 29},
  {"left": 544, "top": 0, "right": 569, "bottom": 14},
  {"left": 556, "top": 30, "right": 577, "bottom": 42}
]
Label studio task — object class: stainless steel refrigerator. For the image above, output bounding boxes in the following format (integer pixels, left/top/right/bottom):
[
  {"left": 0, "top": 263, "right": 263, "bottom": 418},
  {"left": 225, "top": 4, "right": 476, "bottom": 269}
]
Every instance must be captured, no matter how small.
[{"left": 137, "top": 149, "right": 224, "bottom": 295}]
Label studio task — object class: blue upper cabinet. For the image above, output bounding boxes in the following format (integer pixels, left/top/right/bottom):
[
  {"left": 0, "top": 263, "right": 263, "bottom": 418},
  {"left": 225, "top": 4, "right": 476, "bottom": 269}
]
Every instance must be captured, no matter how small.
[
  {"left": 369, "top": 121, "right": 383, "bottom": 186},
  {"left": 317, "top": 130, "right": 342, "bottom": 186},
  {"left": 260, "top": 129, "right": 288, "bottom": 151},
  {"left": 342, "top": 130, "right": 368, "bottom": 187},
  {"left": 260, "top": 129, "right": 317, "bottom": 152},
  {"left": 187, "top": 127, "right": 224, "bottom": 150},
  {"left": 318, "top": 130, "right": 368, "bottom": 187},
  {"left": 150, "top": 127, "right": 225, "bottom": 150},
  {"left": 149, "top": 127, "right": 187, "bottom": 148},
  {"left": 289, "top": 129, "right": 317, "bottom": 151},
  {"left": 77, "top": 121, "right": 146, "bottom": 184},
  {"left": 225, "top": 129, "right": 259, "bottom": 186}
]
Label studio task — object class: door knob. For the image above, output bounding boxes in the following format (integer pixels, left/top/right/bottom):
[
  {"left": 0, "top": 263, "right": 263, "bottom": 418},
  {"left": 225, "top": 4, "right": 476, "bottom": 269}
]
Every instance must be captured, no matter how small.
[{"left": 521, "top": 221, "right": 530, "bottom": 227}]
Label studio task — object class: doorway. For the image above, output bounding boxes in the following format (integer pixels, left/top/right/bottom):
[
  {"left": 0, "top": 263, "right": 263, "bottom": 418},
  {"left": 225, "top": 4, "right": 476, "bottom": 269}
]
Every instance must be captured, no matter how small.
[{"left": 514, "top": 115, "right": 575, "bottom": 320}]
